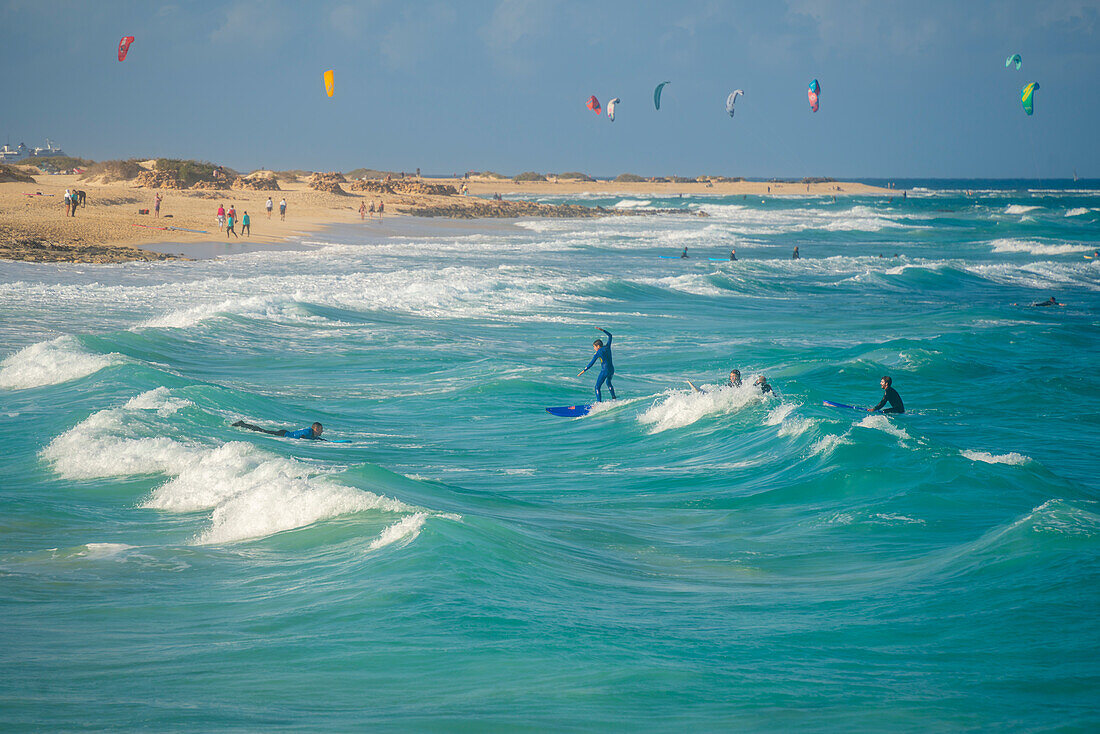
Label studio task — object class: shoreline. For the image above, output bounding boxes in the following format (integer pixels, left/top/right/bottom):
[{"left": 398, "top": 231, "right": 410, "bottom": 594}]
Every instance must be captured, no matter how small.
[{"left": 0, "top": 172, "right": 896, "bottom": 265}]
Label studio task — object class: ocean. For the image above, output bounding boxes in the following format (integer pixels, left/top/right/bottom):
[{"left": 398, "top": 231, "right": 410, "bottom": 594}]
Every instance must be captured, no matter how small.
[{"left": 2, "top": 183, "right": 1098, "bottom": 730}]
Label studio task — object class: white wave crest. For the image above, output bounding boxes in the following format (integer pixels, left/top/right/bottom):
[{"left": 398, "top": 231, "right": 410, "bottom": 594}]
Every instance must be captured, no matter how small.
[
  {"left": 612, "top": 199, "right": 652, "bottom": 209},
  {"left": 41, "top": 389, "right": 429, "bottom": 545},
  {"left": 369, "top": 513, "right": 428, "bottom": 551},
  {"left": 638, "top": 384, "right": 766, "bottom": 433},
  {"left": 1004, "top": 204, "right": 1040, "bottom": 214},
  {"left": 857, "top": 414, "right": 910, "bottom": 440},
  {"left": 990, "top": 238, "right": 1091, "bottom": 256},
  {"left": 961, "top": 450, "right": 1031, "bottom": 465},
  {"left": 0, "top": 336, "right": 122, "bottom": 390}
]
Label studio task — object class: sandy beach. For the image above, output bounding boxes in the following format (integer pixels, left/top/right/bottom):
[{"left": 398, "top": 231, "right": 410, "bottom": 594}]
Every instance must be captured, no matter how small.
[{"left": 0, "top": 167, "right": 894, "bottom": 264}]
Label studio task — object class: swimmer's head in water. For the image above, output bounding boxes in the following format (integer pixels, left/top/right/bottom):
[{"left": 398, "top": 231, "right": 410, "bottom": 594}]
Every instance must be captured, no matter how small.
[
  {"left": 312, "top": 422, "right": 323, "bottom": 436},
  {"left": 881, "top": 376, "right": 892, "bottom": 388},
  {"left": 593, "top": 339, "right": 603, "bottom": 350},
  {"left": 755, "top": 375, "right": 767, "bottom": 385}
]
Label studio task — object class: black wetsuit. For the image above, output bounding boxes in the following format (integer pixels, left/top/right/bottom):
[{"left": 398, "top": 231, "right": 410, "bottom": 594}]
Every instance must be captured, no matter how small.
[{"left": 873, "top": 388, "right": 905, "bottom": 414}]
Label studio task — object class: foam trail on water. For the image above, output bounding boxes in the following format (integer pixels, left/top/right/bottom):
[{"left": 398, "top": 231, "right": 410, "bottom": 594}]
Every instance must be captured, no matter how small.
[
  {"left": 369, "top": 513, "right": 428, "bottom": 551},
  {"left": 0, "top": 336, "right": 122, "bottom": 390}
]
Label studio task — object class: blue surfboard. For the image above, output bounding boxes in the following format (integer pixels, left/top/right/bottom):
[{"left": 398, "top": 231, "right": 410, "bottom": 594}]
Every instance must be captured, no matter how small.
[
  {"left": 823, "top": 400, "right": 866, "bottom": 412},
  {"left": 546, "top": 405, "right": 592, "bottom": 418}
]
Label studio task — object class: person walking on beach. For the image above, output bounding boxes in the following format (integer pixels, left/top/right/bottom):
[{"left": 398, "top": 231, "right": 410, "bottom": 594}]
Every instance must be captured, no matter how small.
[
  {"left": 154, "top": 193, "right": 162, "bottom": 218},
  {"left": 64, "top": 189, "right": 72, "bottom": 216},
  {"left": 578, "top": 327, "right": 616, "bottom": 402},
  {"left": 226, "top": 210, "right": 238, "bottom": 238},
  {"left": 377, "top": 200, "right": 384, "bottom": 220},
  {"left": 265, "top": 197, "right": 273, "bottom": 219},
  {"left": 228, "top": 204, "right": 237, "bottom": 223},
  {"left": 279, "top": 198, "right": 287, "bottom": 220},
  {"left": 369, "top": 201, "right": 376, "bottom": 218},
  {"left": 871, "top": 376, "right": 904, "bottom": 414},
  {"left": 217, "top": 204, "right": 226, "bottom": 230},
  {"left": 791, "top": 246, "right": 800, "bottom": 260},
  {"left": 241, "top": 211, "right": 250, "bottom": 236}
]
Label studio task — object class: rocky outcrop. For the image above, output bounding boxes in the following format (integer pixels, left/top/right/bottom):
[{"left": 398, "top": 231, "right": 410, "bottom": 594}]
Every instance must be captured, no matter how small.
[
  {"left": 400, "top": 199, "right": 610, "bottom": 219},
  {"left": 135, "top": 170, "right": 184, "bottom": 189},
  {"left": 308, "top": 172, "right": 348, "bottom": 195},
  {"left": 349, "top": 179, "right": 457, "bottom": 196},
  {"left": 232, "top": 173, "right": 281, "bottom": 191},
  {"left": 1, "top": 233, "right": 179, "bottom": 263},
  {"left": 189, "top": 179, "right": 231, "bottom": 190}
]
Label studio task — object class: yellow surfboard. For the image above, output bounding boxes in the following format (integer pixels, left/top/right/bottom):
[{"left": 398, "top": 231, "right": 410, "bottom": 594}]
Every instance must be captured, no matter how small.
[{"left": 323, "top": 70, "right": 334, "bottom": 98}]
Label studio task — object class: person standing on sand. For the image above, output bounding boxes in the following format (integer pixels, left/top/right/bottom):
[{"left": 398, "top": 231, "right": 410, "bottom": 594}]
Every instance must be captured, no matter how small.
[
  {"left": 64, "top": 190, "right": 72, "bottom": 216},
  {"left": 369, "top": 201, "right": 376, "bottom": 218},
  {"left": 228, "top": 204, "right": 237, "bottom": 223},
  {"left": 265, "top": 197, "right": 273, "bottom": 219},
  {"left": 377, "top": 200, "right": 384, "bottom": 220},
  {"left": 359, "top": 201, "right": 366, "bottom": 220},
  {"left": 241, "top": 211, "right": 250, "bottom": 236},
  {"left": 154, "top": 193, "right": 162, "bottom": 218},
  {"left": 217, "top": 204, "right": 226, "bottom": 230},
  {"left": 279, "top": 198, "right": 287, "bottom": 220},
  {"left": 226, "top": 210, "right": 238, "bottom": 238}
]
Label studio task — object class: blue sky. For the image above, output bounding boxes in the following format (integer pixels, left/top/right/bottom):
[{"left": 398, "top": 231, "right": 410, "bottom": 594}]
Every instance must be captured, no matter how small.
[{"left": 2, "top": 0, "right": 1097, "bottom": 178}]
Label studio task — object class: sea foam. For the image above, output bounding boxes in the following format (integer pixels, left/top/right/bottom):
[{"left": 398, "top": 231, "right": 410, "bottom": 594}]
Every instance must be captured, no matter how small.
[{"left": 0, "top": 336, "right": 121, "bottom": 390}]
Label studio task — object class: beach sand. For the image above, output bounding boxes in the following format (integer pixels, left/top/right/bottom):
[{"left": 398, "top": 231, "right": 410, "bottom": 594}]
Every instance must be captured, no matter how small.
[{"left": 1, "top": 171, "right": 894, "bottom": 264}]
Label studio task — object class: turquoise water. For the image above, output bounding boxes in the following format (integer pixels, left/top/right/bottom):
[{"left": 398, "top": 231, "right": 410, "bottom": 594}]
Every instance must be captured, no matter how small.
[{"left": 2, "top": 185, "right": 1098, "bottom": 730}]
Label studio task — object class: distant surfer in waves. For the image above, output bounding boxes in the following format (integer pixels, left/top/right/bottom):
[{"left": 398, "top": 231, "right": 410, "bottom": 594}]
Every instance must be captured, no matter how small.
[
  {"left": 578, "top": 327, "right": 616, "bottom": 402},
  {"left": 728, "top": 369, "right": 742, "bottom": 387},
  {"left": 680, "top": 247, "right": 689, "bottom": 259},
  {"left": 754, "top": 375, "right": 774, "bottom": 395},
  {"left": 1031, "top": 296, "right": 1059, "bottom": 307},
  {"left": 871, "top": 376, "right": 904, "bottom": 414},
  {"left": 729, "top": 249, "right": 737, "bottom": 261},
  {"left": 791, "top": 246, "right": 800, "bottom": 260},
  {"left": 232, "top": 420, "right": 325, "bottom": 440}
]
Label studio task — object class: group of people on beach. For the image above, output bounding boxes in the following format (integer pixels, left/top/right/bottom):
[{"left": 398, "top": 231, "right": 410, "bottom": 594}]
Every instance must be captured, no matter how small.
[
  {"left": 358, "top": 200, "right": 385, "bottom": 220},
  {"left": 216, "top": 203, "right": 251, "bottom": 239},
  {"left": 62, "top": 189, "right": 84, "bottom": 217}
]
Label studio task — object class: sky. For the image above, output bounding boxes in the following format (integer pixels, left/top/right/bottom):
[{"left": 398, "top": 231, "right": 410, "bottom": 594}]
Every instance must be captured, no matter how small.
[{"left": 1, "top": 0, "right": 1098, "bottom": 178}]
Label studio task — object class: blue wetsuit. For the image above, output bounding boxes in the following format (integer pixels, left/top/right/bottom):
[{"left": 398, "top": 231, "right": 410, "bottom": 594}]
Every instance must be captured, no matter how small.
[
  {"left": 285, "top": 427, "right": 322, "bottom": 439},
  {"left": 582, "top": 329, "right": 616, "bottom": 401}
]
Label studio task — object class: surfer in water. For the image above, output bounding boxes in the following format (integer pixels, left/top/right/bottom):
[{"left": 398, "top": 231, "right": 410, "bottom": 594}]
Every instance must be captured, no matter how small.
[
  {"left": 578, "top": 327, "right": 615, "bottom": 402},
  {"left": 791, "top": 246, "right": 801, "bottom": 260},
  {"left": 680, "top": 247, "right": 689, "bottom": 259},
  {"left": 728, "top": 369, "right": 742, "bottom": 387},
  {"left": 1031, "top": 296, "right": 1059, "bottom": 307},
  {"left": 755, "top": 375, "right": 774, "bottom": 395},
  {"left": 232, "top": 420, "right": 325, "bottom": 440},
  {"left": 871, "top": 376, "right": 904, "bottom": 414},
  {"left": 729, "top": 249, "right": 737, "bottom": 261}
]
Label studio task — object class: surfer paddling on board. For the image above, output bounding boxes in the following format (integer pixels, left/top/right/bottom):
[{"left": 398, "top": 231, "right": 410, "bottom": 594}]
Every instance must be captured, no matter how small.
[
  {"left": 233, "top": 420, "right": 326, "bottom": 440},
  {"left": 578, "top": 327, "right": 616, "bottom": 402},
  {"left": 871, "top": 376, "right": 905, "bottom": 414},
  {"left": 755, "top": 375, "right": 774, "bottom": 395}
]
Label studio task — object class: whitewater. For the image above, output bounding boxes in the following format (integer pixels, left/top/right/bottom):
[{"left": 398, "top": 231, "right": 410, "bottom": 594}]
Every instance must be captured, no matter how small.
[{"left": 1, "top": 182, "right": 1098, "bottom": 730}]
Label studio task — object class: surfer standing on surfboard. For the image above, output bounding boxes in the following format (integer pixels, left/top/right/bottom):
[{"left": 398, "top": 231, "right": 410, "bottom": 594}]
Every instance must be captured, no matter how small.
[{"left": 578, "top": 327, "right": 616, "bottom": 402}]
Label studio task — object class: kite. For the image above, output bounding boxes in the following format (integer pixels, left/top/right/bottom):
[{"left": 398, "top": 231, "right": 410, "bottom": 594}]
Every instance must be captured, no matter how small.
[
  {"left": 807, "top": 79, "right": 821, "bottom": 113},
  {"left": 118, "top": 36, "right": 134, "bottom": 62},
  {"left": 1006, "top": 53, "right": 1022, "bottom": 70},
  {"left": 725, "top": 90, "right": 744, "bottom": 117},
  {"left": 587, "top": 95, "right": 601, "bottom": 115},
  {"left": 1021, "top": 82, "right": 1039, "bottom": 115},
  {"left": 607, "top": 97, "right": 620, "bottom": 121},
  {"left": 324, "top": 70, "right": 335, "bottom": 97},
  {"left": 654, "top": 81, "right": 671, "bottom": 110}
]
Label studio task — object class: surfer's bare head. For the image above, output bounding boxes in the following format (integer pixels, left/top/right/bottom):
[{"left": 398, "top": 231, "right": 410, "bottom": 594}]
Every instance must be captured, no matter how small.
[
  {"left": 881, "top": 376, "right": 892, "bottom": 388},
  {"left": 311, "top": 422, "right": 324, "bottom": 436},
  {"left": 593, "top": 339, "right": 603, "bottom": 350}
]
